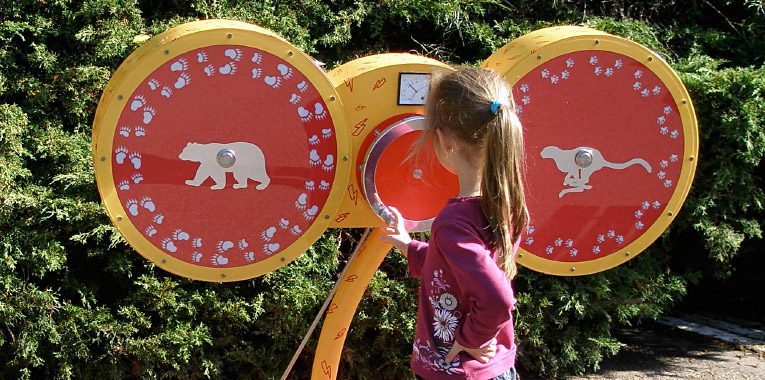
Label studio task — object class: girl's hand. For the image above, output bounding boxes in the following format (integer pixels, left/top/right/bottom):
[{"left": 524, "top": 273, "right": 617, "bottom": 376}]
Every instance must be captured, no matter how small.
[
  {"left": 445, "top": 338, "right": 497, "bottom": 364},
  {"left": 378, "top": 206, "right": 412, "bottom": 253}
]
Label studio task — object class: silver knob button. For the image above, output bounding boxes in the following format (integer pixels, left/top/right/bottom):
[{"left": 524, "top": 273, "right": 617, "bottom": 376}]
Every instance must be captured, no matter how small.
[{"left": 216, "top": 149, "right": 236, "bottom": 168}]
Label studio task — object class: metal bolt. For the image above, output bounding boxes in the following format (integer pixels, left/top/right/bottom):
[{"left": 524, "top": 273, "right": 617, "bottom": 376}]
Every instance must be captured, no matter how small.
[
  {"left": 594, "top": 39, "right": 600, "bottom": 45},
  {"left": 162, "top": 259, "right": 167, "bottom": 263},
  {"left": 648, "top": 56, "right": 653, "bottom": 62},
  {"left": 288, "top": 51, "right": 294, "bottom": 56},
  {"left": 570, "top": 267, "right": 576, "bottom": 272},
  {"left": 164, "top": 49, "right": 169, "bottom": 55},
  {"left": 324, "top": 214, "right": 330, "bottom": 219},
  {"left": 100, "top": 156, "right": 106, "bottom": 162},
  {"left": 682, "top": 99, "right": 688, "bottom": 105},
  {"left": 668, "top": 211, "right": 674, "bottom": 216},
  {"left": 689, "top": 156, "right": 695, "bottom": 161},
  {"left": 280, "top": 257, "right": 286, "bottom": 262},
  {"left": 343, "top": 155, "right": 348, "bottom": 161},
  {"left": 518, "top": 253, "right": 524, "bottom": 258},
  {"left": 226, "top": 33, "right": 233, "bottom": 39},
  {"left": 216, "top": 149, "right": 236, "bottom": 168},
  {"left": 412, "top": 168, "right": 423, "bottom": 179},
  {"left": 221, "top": 273, "right": 227, "bottom": 278},
  {"left": 575, "top": 149, "right": 593, "bottom": 168},
  {"left": 625, "top": 252, "right": 631, "bottom": 256},
  {"left": 117, "top": 216, "right": 123, "bottom": 222},
  {"left": 536, "top": 54, "right": 542, "bottom": 60},
  {"left": 329, "top": 96, "right": 336, "bottom": 101},
  {"left": 117, "top": 95, "right": 123, "bottom": 100}
]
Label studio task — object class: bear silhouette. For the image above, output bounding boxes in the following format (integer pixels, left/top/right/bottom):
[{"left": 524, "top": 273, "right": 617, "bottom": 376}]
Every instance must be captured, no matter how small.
[{"left": 179, "top": 142, "right": 270, "bottom": 190}]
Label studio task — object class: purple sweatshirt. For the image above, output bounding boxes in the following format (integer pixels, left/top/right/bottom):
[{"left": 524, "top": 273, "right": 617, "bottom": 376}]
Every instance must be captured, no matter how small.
[{"left": 407, "top": 197, "right": 517, "bottom": 380}]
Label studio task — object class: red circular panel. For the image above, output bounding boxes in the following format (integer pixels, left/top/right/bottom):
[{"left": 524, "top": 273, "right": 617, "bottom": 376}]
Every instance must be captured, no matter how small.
[
  {"left": 112, "top": 45, "right": 338, "bottom": 268},
  {"left": 518, "top": 50, "right": 684, "bottom": 262},
  {"left": 362, "top": 117, "right": 458, "bottom": 231}
]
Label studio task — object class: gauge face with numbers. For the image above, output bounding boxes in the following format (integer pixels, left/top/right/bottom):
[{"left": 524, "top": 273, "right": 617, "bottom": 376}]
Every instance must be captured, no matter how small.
[{"left": 397, "top": 72, "right": 431, "bottom": 105}]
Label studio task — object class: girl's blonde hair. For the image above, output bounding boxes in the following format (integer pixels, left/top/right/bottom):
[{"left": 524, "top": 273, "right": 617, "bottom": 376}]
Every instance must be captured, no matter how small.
[{"left": 424, "top": 67, "right": 529, "bottom": 279}]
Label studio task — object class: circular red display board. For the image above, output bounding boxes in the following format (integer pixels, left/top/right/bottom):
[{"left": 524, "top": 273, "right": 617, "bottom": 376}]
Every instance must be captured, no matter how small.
[
  {"left": 93, "top": 21, "right": 350, "bottom": 281},
  {"left": 484, "top": 27, "right": 698, "bottom": 275},
  {"left": 361, "top": 116, "right": 459, "bottom": 232}
]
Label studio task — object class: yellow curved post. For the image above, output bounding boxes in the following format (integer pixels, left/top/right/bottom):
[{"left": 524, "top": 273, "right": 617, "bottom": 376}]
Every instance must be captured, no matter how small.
[{"left": 311, "top": 229, "right": 392, "bottom": 379}]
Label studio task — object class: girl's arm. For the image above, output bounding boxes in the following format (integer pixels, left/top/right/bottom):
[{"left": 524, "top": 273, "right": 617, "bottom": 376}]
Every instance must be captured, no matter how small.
[{"left": 378, "top": 207, "right": 428, "bottom": 278}]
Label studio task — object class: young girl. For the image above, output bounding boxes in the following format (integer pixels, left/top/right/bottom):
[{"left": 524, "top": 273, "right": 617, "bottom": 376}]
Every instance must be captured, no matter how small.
[{"left": 381, "top": 67, "right": 528, "bottom": 380}]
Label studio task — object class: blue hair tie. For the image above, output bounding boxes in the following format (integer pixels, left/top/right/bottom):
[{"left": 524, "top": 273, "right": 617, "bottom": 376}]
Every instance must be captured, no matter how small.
[{"left": 490, "top": 100, "right": 504, "bottom": 115}]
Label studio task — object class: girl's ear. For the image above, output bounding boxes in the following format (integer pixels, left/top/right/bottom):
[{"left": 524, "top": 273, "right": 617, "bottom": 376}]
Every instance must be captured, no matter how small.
[{"left": 435, "top": 128, "right": 455, "bottom": 153}]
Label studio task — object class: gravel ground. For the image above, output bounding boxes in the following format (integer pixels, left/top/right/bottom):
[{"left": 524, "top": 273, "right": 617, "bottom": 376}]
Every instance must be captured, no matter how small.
[{"left": 520, "top": 322, "right": 764, "bottom": 380}]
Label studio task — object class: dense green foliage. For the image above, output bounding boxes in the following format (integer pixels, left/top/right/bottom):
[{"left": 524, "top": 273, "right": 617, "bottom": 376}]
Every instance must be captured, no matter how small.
[{"left": 1, "top": 0, "right": 763, "bottom": 379}]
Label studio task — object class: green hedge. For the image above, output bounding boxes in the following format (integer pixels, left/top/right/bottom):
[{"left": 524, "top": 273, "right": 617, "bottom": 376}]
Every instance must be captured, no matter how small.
[{"left": 1, "top": 1, "right": 763, "bottom": 379}]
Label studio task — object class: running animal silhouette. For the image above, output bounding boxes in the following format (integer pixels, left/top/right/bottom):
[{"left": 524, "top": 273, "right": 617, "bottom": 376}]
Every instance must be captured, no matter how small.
[{"left": 541, "top": 146, "right": 652, "bottom": 198}]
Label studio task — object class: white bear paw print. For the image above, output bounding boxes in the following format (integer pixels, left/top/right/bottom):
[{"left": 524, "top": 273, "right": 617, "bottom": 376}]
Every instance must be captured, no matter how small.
[
  {"left": 263, "top": 243, "right": 280, "bottom": 255},
  {"left": 211, "top": 253, "right": 229, "bottom": 266},
  {"left": 261, "top": 226, "right": 277, "bottom": 242}
]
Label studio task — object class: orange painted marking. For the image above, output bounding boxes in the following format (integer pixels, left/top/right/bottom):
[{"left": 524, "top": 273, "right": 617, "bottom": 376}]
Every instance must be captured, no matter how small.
[
  {"left": 352, "top": 118, "right": 368, "bottom": 136},
  {"left": 348, "top": 184, "right": 359, "bottom": 206},
  {"left": 345, "top": 274, "right": 358, "bottom": 282},
  {"left": 344, "top": 78, "right": 353, "bottom": 92},
  {"left": 321, "top": 361, "right": 332, "bottom": 378},
  {"left": 327, "top": 303, "right": 338, "bottom": 314},
  {"left": 334, "top": 212, "right": 349, "bottom": 223},
  {"left": 372, "top": 77, "right": 386, "bottom": 90},
  {"left": 334, "top": 328, "right": 347, "bottom": 340},
  {"left": 354, "top": 105, "right": 366, "bottom": 111}
]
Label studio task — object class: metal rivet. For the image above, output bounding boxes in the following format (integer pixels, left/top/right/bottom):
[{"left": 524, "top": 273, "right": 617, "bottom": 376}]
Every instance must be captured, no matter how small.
[
  {"left": 288, "top": 51, "right": 294, "bottom": 56},
  {"left": 343, "top": 155, "right": 348, "bottom": 161},
  {"left": 625, "top": 252, "right": 631, "bottom": 256},
  {"left": 668, "top": 211, "right": 674, "bottom": 216},
  {"left": 412, "top": 168, "right": 423, "bottom": 179},
  {"left": 100, "top": 156, "right": 106, "bottom": 162},
  {"left": 689, "top": 156, "right": 695, "bottom": 161},
  {"left": 216, "top": 149, "right": 236, "bottom": 168},
  {"left": 164, "top": 49, "right": 169, "bottom": 55},
  {"left": 570, "top": 267, "right": 576, "bottom": 272},
  {"left": 280, "top": 257, "right": 286, "bottom": 262},
  {"left": 536, "top": 54, "right": 542, "bottom": 60},
  {"left": 116, "top": 216, "right": 123, "bottom": 222},
  {"left": 117, "top": 95, "right": 124, "bottom": 100},
  {"left": 221, "top": 273, "right": 226, "bottom": 278},
  {"left": 647, "top": 56, "right": 653, "bottom": 62},
  {"left": 329, "top": 96, "right": 336, "bottom": 101},
  {"left": 682, "top": 99, "right": 688, "bottom": 105},
  {"left": 594, "top": 40, "right": 600, "bottom": 45},
  {"left": 161, "top": 259, "right": 167, "bottom": 263},
  {"left": 324, "top": 215, "right": 330, "bottom": 219},
  {"left": 226, "top": 33, "right": 233, "bottom": 39},
  {"left": 518, "top": 253, "right": 524, "bottom": 258}
]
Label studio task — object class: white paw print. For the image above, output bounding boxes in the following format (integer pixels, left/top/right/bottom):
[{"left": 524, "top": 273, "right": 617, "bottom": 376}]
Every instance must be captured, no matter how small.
[
  {"left": 296, "top": 80, "right": 308, "bottom": 93},
  {"left": 607, "top": 230, "right": 616, "bottom": 238},
  {"left": 264, "top": 75, "right": 282, "bottom": 88},
  {"left": 289, "top": 93, "right": 300, "bottom": 104},
  {"left": 664, "top": 179, "right": 673, "bottom": 188},
  {"left": 566, "top": 58, "right": 575, "bottom": 67},
  {"left": 670, "top": 154, "right": 679, "bottom": 162},
  {"left": 142, "top": 107, "right": 156, "bottom": 124},
  {"left": 145, "top": 226, "right": 157, "bottom": 237},
  {"left": 664, "top": 106, "right": 672, "bottom": 114},
  {"left": 550, "top": 75, "right": 559, "bottom": 84},
  {"left": 597, "top": 234, "right": 605, "bottom": 243},
  {"left": 657, "top": 116, "right": 666, "bottom": 125},
  {"left": 308, "top": 150, "right": 320, "bottom": 166},
  {"left": 263, "top": 243, "right": 280, "bottom": 255},
  {"left": 519, "top": 83, "right": 529, "bottom": 93},
  {"left": 170, "top": 58, "right": 189, "bottom": 72},
  {"left": 295, "top": 193, "right": 308, "bottom": 210},
  {"left": 303, "top": 205, "right": 318, "bottom": 220},
  {"left": 614, "top": 59, "right": 623, "bottom": 68},
  {"left": 319, "top": 180, "right": 330, "bottom": 190},
  {"left": 118, "top": 180, "right": 130, "bottom": 190},
  {"left": 635, "top": 210, "right": 644, "bottom": 218},
  {"left": 172, "top": 229, "right": 189, "bottom": 241},
  {"left": 520, "top": 96, "right": 530, "bottom": 105},
  {"left": 634, "top": 70, "right": 643, "bottom": 78},
  {"left": 321, "top": 128, "right": 333, "bottom": 139},
  {"left": 153, "top": 213, "right": 164, "bottom": 224},
  {"left": 652, "top": 201, "right": 662, "bottom": 209},
  {"left": 322, "top": 154, "right": 334, "bottom": 172},
  {"left": 314, "top": 103, "right": 327, "bottom": 120},
  {"left": 569, "top": 249, "right": 578, "bottom": 257},
  {"left": 660, "top": 160, "right": 669, "bottom": 168},
  {"left": 561, "top": 70, "right": 570, "bottom": 79},
  {"left": 526, "top": 225, "right": 535, "bottom": 234},
  {"left": 237, "top": 239, "right": 248, "bottom": 250},
  {"left": 139, "top": 196, "right": 155, "bottom": 212},
  {"left": 554, "top": 238, "right": 563, "bottom": 247},
  {"left": 216, "top": 240, "right": 234, "bottom": 253},
  {"left": 130, "top": 95, "right": 147, "bottom": 111},
  {"left": 219, "top": 62, "right": 237, "bottom": 75},
  {"left": 593, "top": 67, "right": 602, "bottom": 75},
  {"left": 635, "top": 221, "right": 645, "bottom": 230},
  {"left": 641, "top": 88, "right": 650, "bottom": 97},
  {"left": 251, "top": 52, "right": 263, "bottom": 64},
  {"left": 297, "top": 106, "right": 312, "bottom": 122},
  {"left": 592, "top": 246, "right": 601, "bottom": 254},
  {"left": 147, "top": 79, "right": 159, "bottom": 90},
  {"left": 134, "top": 126, "right": 146, "bottom": 137},
  {"left": 633, "top": 82, "right": 642, "bottom": 90},
  {"left": 290, "top": 225, "right": 302, "bottom": 236},
  {"left": 540, "top": 69, "right": 549, "bottom": 78},
  {"left": 196, "top": 51, "right": 208, "bottom": 63},
  {"left": 261, "top": 226, "right": 277, "bottom": 241},
  {"left": 652, "top": 86, "right": 662, "bottom": 95},
  {"left": 605, "top": 68, "right": 614, "bottom": 77},
  {"left": 126, "top": 199, "right": 139, "bottom": 216},
  {"left": 545, "top": 246, "right": 553, "bottom": 254},
  {"left": 279, "top": 218, "right": 289, "bottom": 229},
  {"left": 670, "top": 130, "right": 679, "bottom": 139},
  {"left": 525, "top": 237, "right": 534, "bottom": 245},
  {"left": 589, "top": 56, "right": 599, "bottom": 65},
  {"left": 616, "top": 235, "right": 624, "bottom": 244},
  {"left": 277, "top": 63, "right": 293, "bottom": 79},
  {"left": 211, "top": 254, "right": 229, "bottom": 266},
  {"left": 224, "top": 48, "right": 243, "bottom": 61},
  {"left": 119, "top": 126, "right": 130, "bottom": 137},
  {"left": 204, "top": 64, "right": 215, "bottom": 77},
  {"left": 305, "top": 180, "right": 315, "bottom": 190},
  {"left": 191, "top": 237, "right": 202, "bottom": 248},
  {"left": 658, "top": 171, "right": 666, "bottom": 180},
  {"left": 660, "top": 126, "right": 669, "bottom": 135},
  {"left": 244, "top": 252, "right": 255, "bottom": 262},
  {"left": 308, "top": 135, "right": 320, "bottom": 146},
  {"left": 129, "top": 152, "right": 142, "bottom": 169},
  {"left": 251, "top": 67, "right": 262, "bottom": 79},
  {"left": 174, "top": 73, "right": 191, "bottom": 89},
  {"left": 565, "top": 239, "right": 574, "bottom": 248},
  {"left": 191, "top": 252, "right": 202, "bottom": 262},
  {"left": 115, "top": 146, "right": 128, "bottom": 164},
  {"left": 642, "top": 201, "right": 651, "bottom": 210},
  {"left": 161, "top": 238, "right": 177, "bottom": 253}
]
